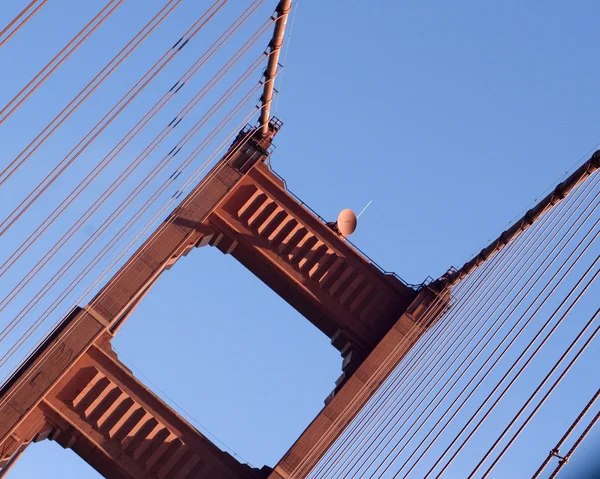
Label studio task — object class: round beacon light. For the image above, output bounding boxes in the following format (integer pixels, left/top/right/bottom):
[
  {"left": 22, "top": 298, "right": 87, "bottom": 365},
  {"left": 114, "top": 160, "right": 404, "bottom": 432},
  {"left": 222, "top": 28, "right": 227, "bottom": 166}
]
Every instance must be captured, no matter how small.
[{"left": 337, "top": 208, "right": 357, "bottom": 237}]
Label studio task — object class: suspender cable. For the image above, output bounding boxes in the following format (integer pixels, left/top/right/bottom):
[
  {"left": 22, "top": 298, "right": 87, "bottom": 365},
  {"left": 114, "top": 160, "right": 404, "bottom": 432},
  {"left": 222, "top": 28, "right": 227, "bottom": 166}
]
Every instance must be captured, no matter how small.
[
  {"left": 0, "top": 5, "right": 271, "bottom": 283},
  {"left": 343, "top": 178, "right": 598, "bottom": 479},
  {"left": 0, "top": 0, "right": 123, "bottom": 124},
  {"left": 0, "top": 75, "right": 261, "bottom": 353},
  {"left": 303, "top": 165, "right": 599, "bottom": 479},
  {"left": 416, "top": 249, "right": 600, "bottom": 479},
  {"left": 0, "top": 0, "right": 47, "bottom": 47},
  {"left": 532, "top": 388, "right": 600, "bottom": 478},
  {"left": 311, "top": 264, "right": 490, "bottom": 477},
  {"left": 0, "top": 0, "right": 228, "bottom": 231},
  {"left": 315, "top": 204, "right": 546, "bottom": 477},
  {"left": 0, "top": 55, "right": 266, "bottom": 348},
  {"left": 547, "top": 408, "right": 600, "bottom": 479},
  {"left": 0, "top": 3, "right": 278, "bottom": 394},
  {"left": 0, "top": 106, "right": 260, "bottom": 373},
  {"left": 375, "top": 178, "right": 600, "bottom": 478},
  {"left": 429, "top": 227, "right": 600, "bottom": 477},
  {"left": 296, "top": 238, "right": 517, "bottom": 478},
  {"left": 0, "top": 98, "right": 260, "bottom": 371},
  {"left": 396, "top": 182, "right": 600, "bottom": 478},
  {"left": 346, "top": 174, "right": 599, "bottom": 478},
  {"left": 308, "top": 174, "right": 583, "bottom": 479},
  {"left": 0, "top": 0, "right": 184, "bottom": 188},
  {"left": 478, "top": 308, "right": 600, "bottom": 477},
  {"left": 300, "top": 166, "right": 586, "bottom": 478},
  {"left": 321, "top": 180, "right": 576, "bottom": 478},
  {"left": 0, "top": 112, "right": 271, "bottom": 413},
  {"left": 0, "top": 42, "right": 271, "bottom": 328}
]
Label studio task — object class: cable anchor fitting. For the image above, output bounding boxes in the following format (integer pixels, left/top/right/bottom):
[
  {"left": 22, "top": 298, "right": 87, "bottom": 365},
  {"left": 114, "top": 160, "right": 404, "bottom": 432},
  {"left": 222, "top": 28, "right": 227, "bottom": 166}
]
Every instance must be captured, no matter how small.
[{"left": 550, "top": 448, "right": 569, "bottom": 465}]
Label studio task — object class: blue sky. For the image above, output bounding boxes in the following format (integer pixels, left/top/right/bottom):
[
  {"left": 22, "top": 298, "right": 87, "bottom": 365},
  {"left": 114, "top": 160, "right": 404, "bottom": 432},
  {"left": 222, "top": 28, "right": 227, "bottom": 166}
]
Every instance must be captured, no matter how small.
[{"left": 0, "top": 0, "right": 599, "bottom": 477}]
